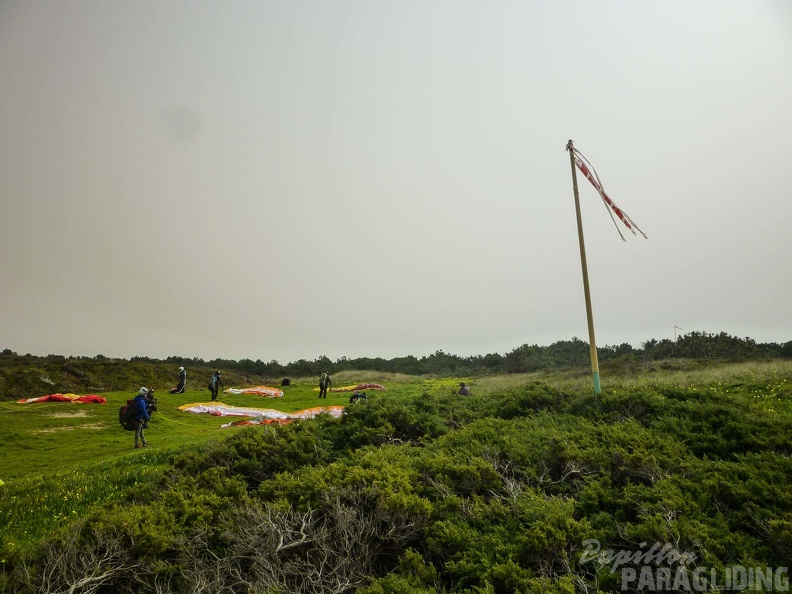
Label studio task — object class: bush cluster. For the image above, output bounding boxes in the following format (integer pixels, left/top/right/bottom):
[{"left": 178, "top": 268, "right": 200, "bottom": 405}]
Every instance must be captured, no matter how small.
[{"left": 2, "top": 376, "right": 791, "bottom": 593}]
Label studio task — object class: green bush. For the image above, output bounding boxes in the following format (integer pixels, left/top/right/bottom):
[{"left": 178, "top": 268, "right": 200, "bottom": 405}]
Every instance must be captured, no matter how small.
[{"left": 3, "top": 365, "right": 792, "bottom": 592}]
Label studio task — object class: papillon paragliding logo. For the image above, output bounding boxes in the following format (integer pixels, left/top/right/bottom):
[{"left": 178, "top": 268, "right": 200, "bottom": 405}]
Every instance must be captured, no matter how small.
[{"left": 578, "top": 539, "right": 790, "bottom": 592}]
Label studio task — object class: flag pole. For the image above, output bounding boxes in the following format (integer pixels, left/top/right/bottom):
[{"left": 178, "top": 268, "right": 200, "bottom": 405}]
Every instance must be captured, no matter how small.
[{"left": 566, "top": 139, "right": 601, "bottom": 397}]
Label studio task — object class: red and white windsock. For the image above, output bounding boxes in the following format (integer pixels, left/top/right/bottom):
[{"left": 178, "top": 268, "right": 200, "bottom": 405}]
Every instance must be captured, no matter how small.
[{"left": 571, "top": 147, "right": 647, "bottom": 242}]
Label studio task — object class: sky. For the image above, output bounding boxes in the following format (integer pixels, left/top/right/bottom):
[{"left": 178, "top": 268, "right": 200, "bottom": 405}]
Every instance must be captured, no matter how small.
[{"left": 1, "top": 1, "right": 791, "bottom": 364}]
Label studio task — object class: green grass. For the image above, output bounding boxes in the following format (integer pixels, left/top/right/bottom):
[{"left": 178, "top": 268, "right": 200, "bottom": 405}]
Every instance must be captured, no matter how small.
[
  {"left": 0, "top": 373, "right": 454, "bottom": 552},
  {"left": 0, "top": 458, "right": 164, "bottom": 550},
  {"left": 0, "top": 373, "right": 444, "bottom": 482}
]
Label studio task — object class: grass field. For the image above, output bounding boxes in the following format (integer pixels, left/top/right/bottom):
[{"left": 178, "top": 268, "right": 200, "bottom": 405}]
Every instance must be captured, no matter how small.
[
  {"left": 0, "top": 371, "right": 463, "bottom": 481},
  {"left": 0, "top": 371, "right": 462, "bottom": 551}
]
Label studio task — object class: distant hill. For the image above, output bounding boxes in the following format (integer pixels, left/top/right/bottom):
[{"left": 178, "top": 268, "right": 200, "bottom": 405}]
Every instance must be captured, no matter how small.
[{"left": 0, "top": 353, "right": 271, "bottom": 401}]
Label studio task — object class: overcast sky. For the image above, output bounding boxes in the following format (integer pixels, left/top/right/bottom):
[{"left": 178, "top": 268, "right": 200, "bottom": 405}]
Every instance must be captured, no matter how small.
[{"left": 1, "top": 1, "right": 791, "bottom": 364}]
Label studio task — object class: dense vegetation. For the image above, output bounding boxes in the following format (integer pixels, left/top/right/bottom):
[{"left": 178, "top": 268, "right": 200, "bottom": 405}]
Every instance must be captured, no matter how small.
[
  {"left": 1, "top": 361, "right": 790, "bottom": 593},
  {"left": 2, "top": 331, "right": 790, "bottom": 401}
]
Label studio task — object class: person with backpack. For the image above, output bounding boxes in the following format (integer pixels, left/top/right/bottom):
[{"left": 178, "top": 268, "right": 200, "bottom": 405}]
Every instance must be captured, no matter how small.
[
  {"left": 132, "top": 387, "right": 151, "bottom": 449},
  {"left": 349, "top": 390, "right": 367, "bottom": 403},
  {"left": 170, "top": 366, "right": 187, "bottom": 394},
  {"left": 209, "top": 370, "right": 224, "bottom": 401},
  {"left": 318, "top": 371, "right": 331, "bottom": 399}
]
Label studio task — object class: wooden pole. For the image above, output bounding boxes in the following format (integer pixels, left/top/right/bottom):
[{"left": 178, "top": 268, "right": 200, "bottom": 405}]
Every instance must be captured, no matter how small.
[{"left": 566, "top": 140, "right": 601, "bottom": 397}]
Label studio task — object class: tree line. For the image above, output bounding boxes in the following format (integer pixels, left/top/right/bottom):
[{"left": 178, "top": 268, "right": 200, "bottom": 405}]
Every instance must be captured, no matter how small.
[
  {"left": 146, "top": 332, "right": 792, "bottom": 376},
  {"left": 2, "top": 331, "right": 790, "bottom": 393}
]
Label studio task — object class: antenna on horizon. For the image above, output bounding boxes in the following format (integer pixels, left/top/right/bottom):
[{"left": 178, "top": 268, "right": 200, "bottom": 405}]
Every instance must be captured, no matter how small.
[{"left": 674, "top": 326, "right": 686, "bottom": 353}]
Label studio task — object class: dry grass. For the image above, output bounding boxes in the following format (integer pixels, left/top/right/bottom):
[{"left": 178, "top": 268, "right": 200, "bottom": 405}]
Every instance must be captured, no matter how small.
[
  {"left": 80, "top": 423, "right": 106, "bottom": 430},
  {"left": 48, "top": 411, "right": 90, "bottom": 418},
  {"left": 557, "top": 359, "right": 792, "bottom": 393},
  {"left": 445, "top": 359, "right": 792, "bottom": 397},
  {"left": 34, "top": 422, "right": 106, "bottom": 433},
  {"left": 290, "top": 370, "right": 423, "bottom": 386}
]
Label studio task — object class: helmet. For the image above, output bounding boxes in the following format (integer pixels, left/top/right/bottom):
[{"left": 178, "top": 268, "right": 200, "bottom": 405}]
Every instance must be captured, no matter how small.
[
  {"left": 179, "top": 366, "right": 184, "bottom": 372},
  {"left": 139, "top": 387, "right": 149, "bottom": 397}
]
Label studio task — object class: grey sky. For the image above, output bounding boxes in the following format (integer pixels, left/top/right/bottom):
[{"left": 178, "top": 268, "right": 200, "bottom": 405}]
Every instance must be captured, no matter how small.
[{"left": 1, "top": 1, "right": 791, "bottom": 363}]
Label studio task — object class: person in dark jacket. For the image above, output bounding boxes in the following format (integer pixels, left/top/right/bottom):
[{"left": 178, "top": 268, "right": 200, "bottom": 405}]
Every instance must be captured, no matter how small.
[
  {"left": 170, "top": 366, "right": 187, "bottom": 394},
  {"left": 133, "top": 387, "right": 151, "bottom": 448},
  {"left": 349, "top": 390, "right": 367, "bottom": 403},
  {"left": 318, "top": 371, "right": 331, "bottom": 399},
  {"left": 209, "top": 371, "right": 224, "bottom": 401},
  {"left": 458, "top": 382, "right": 471, "bottom": 396}
]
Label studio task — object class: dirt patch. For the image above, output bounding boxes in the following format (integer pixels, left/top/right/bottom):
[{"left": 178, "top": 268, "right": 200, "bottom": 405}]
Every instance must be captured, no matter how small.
[
  {"left": 34, "top": 421, "right": 106, "bottom": 433},
  {"left": 80, "top": 423, "right": 106, "bottom": 430},
  {"left": 48, "top": 411, "right": 89, "bottom": 418},
  {"left": 35, "top": 426, "right": 75, "bottom": 433}
]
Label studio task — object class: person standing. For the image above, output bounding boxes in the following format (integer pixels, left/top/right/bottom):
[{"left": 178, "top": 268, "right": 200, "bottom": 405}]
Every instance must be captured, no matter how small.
[
  {"left": 318, "top": 371, "right": 331, "bottom": 399},
  {"left": 209, "top": 370, "right": 224, "bottom": 401},
  {"left": 170, "top": 366, "right": 187, "bottom": 394},
  {"left": 133, "top": 387, "right": 151, "bottom": 449}
]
